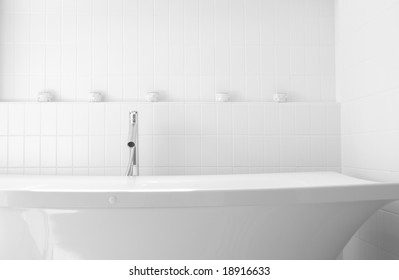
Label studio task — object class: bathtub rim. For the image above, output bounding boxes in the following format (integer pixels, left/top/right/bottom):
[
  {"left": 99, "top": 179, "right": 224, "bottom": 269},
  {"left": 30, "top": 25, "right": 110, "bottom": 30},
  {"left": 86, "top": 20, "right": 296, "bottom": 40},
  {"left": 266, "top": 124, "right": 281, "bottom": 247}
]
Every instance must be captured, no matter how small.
[{"left": 0, "top": 172, "right": 399, "bottom": 209}]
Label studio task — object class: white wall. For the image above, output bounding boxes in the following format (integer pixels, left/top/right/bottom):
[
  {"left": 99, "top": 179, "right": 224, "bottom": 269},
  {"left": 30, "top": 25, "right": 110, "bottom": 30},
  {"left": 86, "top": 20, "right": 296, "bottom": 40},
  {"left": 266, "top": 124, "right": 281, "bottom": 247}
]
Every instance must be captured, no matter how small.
[
  {"left": 0, "top": 0, "right": 339, "bottom": 175},
  {"left": 0, "top": 0, "right": 335, "bottom": 102},
  {"left": 0, "top": 101, "right": 340, "bottom": 176},
  {"left": 336, "top": 0, "right": 399, "bottom": 259}
]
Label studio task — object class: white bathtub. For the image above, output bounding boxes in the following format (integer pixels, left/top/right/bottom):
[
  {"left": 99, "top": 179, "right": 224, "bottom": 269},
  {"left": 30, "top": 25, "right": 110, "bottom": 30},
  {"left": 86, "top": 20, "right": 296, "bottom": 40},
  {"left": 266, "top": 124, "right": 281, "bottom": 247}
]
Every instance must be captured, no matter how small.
[{"left": 0, "top": 171, "right": 398, "bottom": 260}]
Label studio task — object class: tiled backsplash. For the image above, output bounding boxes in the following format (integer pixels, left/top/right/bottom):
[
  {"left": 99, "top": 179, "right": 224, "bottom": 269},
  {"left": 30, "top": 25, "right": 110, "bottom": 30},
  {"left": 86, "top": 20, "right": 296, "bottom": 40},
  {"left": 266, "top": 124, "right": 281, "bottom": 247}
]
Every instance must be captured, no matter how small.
[
  {"left": 0, "top": 102, "right": 340, "bottom": 176},
  {"left": 0, "top": 0, "right": 335, "bottom": 102},
  {"left": 0, "top": 0, "right": 338, "bottom": 175}
]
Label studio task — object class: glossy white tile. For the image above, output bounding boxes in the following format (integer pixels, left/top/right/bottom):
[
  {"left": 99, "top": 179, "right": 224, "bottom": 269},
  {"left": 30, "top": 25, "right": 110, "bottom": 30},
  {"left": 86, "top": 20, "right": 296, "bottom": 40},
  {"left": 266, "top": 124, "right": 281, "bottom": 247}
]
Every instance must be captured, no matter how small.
[{"left": 1, "top": 0, "right": 334, "bottom": 102}]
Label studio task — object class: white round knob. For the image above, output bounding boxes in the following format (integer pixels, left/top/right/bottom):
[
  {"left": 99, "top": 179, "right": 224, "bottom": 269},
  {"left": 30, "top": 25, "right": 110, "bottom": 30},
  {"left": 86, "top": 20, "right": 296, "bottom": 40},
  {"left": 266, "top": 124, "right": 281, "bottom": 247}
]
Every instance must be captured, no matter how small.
[
  {"left": 273, "top": 92, "right": 288, "bottom": 103},
  {"left": 88, "top": 92, "right": 103, "bottom": 102},
  {"left": 108, "top": 196, "right": 117, "bottom": 205},
  {"left": 38, "top": 92, "right": 54, "bottom": 102},
  {"left": 145, "top": 92, "right": 160, "bottom": 102},
  {"left": 216, "top": 92, "right": 229, "bottom": 102}
]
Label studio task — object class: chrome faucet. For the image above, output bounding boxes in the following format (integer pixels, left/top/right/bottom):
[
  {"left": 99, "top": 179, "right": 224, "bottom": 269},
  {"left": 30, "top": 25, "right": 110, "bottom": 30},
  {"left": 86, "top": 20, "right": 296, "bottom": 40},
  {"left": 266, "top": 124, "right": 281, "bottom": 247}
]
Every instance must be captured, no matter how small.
[{"left": 125, "top": 111, "right": 139, "bottom": 176}]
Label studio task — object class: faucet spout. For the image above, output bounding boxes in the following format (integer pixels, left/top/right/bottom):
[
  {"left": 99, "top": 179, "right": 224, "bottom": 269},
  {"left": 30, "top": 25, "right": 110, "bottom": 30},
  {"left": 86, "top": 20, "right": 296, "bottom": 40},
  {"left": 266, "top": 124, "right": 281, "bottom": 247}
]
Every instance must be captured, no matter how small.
[{"left": 126, "top": 111, "right": 139, "bottom": 176}]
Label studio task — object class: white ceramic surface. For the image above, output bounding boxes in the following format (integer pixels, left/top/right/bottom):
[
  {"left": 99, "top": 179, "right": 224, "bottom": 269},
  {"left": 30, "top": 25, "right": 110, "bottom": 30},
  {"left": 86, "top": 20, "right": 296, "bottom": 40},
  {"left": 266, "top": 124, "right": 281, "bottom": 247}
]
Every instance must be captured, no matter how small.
[
  {"left": 0, "top": 0, "right": 335, "bottom": 102},
  {"left": 0, "top": 102, "right": 341, "bottom": 176},
  {"left": 273, "top": 92, "right": 289, "bottom": 103},
  {"left": 145, "top": 92, "right": 160, "bottom": 102},
  {"left": 0, "top": 172, "right": 398, "bottom": 260},
  {"left": 215, "top": 93, "right": 230, "bottom": 102},
  {"left": 37, "top": 92, "right": 54, "bottom": 102},
  {"left": 88, "top": 92, "right": 103, "bottom": 102}
]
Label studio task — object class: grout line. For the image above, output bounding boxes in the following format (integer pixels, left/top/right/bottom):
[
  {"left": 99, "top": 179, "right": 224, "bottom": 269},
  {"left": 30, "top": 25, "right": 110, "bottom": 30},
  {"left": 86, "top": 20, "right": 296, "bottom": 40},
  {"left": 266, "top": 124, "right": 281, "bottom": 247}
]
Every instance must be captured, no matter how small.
[
  {"left": 153, "top": 0, "right": 155, "bottom": 93},
  {"left": 5, "top": 104, "right": 9, "bottom": 174},
  {"left": 213, "top": 0, "right": 216, "bottom": 104},
  {"left": 197, "top": 0, "right": 201, "bottom": 102},
  {"left": 243, "top": 0, "right": 247, "bottom": 102},
  {"left": 55, "top": 104, "right": 58, "bottom": 173},
  {"left": 106, "top": 0, "right": 110, "bottom": 101},
  {"left": 343, "top": 166, "right": 399, "bottom": 173},
  {"left": 86, "top": 104, "right": 89, "bottom": 175},
  {"left": 183, "top": 0, "right": 186, "bottom": 102},
  {"left": 90, "top": 0, "right": 94, "bottom": 96},
  {"left": 59, "top": 1, "right": 62, "bottom": 101},
  {"left": 44, "top": 0, "right": 47, "bottom": 90},
  {"left": 103, "top": 103, "right": 106, "bottom": 175},
  {"left": 199, "top": 100, "right": 203, "bottom": 174},
  {"left": 231, "top": 103, "right": 234, "bottom": 173},
  {"left": 70, "top": 104, "right": 75, "bottom": 175},
  {"left": 288, "top": 0, "right": 292, "bottom": 102},
  {"left": 318, "top": 0, "right": 322, "bottom": 101},
  {"left": 231, "top": 3, "right": 235, "bottom": 175},
  {"left": 122, "top": 0, "right": 125, "bottom": 101},
  {"left": 152, "top": 103, "right": 155, "bottom": 175},
  {"left": 183, "top": 103, "right": 187, "bottom": 175},
  {"left": 75, "top": 0, "right": 79, "bottom": 101},
  {"left": 216, "top": 104, "right": 219, "bottom": 174},
  {"left": 136, "top": 0, "right": 140, "bottom": 101},
  {"left": 38, "top": 104, "right": 42, "bottom": 174},
  {"left": 278, "top": 103, "right": 281, "bottom": 172},
  {"left": 167, "top": 0, "right": 171, "bottom": 103},
  {"left": 27, "top": 0, "right": 31, "bottom": 101}
]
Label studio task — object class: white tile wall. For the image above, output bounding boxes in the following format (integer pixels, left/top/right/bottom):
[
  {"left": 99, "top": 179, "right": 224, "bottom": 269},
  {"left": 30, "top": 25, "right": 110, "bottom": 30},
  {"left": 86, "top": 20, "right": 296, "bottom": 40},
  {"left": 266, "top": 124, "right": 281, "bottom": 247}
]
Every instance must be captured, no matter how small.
[
  {"left": 336, "top": 0, "right": 399, "bottom": 260},
  {"left": 0, "top": 102, "right": 340, "bottom": 176},
  {"left": 0, "top": 0, "right": 335, "bottom": 102}
]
